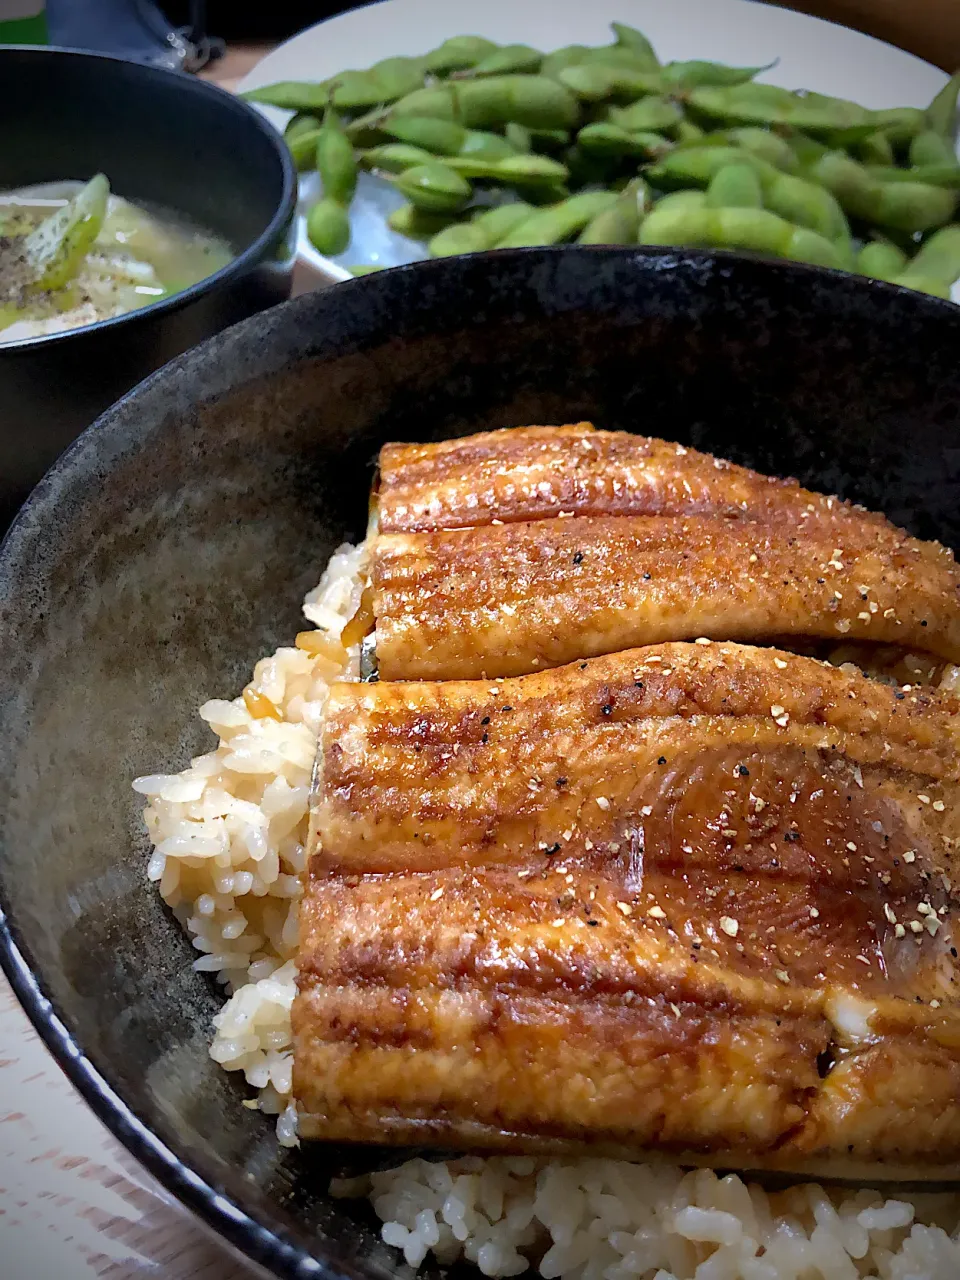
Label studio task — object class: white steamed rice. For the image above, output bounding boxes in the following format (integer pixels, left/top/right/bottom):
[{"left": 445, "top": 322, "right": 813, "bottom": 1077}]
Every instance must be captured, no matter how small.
[{"left": 135, "top": 541, "right": 960, "bottom": 1280}]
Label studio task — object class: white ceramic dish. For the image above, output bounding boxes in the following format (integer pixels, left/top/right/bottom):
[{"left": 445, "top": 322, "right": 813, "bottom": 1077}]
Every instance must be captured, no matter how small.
[{"left": 238, "top": 0, "right": 953, "bottom": 288}]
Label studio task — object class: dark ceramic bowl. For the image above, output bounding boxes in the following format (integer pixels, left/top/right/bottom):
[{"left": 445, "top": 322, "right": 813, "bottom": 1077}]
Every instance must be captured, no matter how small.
[
  {"left": 0, "top": 46, "right": 297, "bottom": 528},
  {"left": 1, "top": 247, "right": 959, "bottom": 1279}
]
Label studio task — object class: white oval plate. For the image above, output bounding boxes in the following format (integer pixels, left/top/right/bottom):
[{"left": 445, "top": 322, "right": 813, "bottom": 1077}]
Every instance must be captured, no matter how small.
[{"left": 238, "top": 0, "right": 953, "bottom": 290}]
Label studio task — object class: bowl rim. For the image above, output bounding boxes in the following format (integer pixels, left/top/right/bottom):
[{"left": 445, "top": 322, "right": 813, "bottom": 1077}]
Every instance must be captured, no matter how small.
[
  {"left": 0, "top": 245, "right": 957, "bottom": 1280},
  {"left": 0, "top": 44, "right": 298, "bottom": 355}
]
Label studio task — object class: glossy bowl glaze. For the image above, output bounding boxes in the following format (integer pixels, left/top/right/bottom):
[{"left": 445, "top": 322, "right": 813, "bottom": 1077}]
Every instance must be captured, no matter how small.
[
  {"left": 0, "top": 46, "right": 297, "bottom": 528},
  {"left": 1, "top": 248, "right": 959, "bottom": 1279}
]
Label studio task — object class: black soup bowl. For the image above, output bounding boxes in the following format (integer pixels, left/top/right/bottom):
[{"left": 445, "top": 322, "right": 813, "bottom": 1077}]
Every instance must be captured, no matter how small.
[
  {"left": 0, "top": 46, "right": 296, "bottom": 528},
  {"left": 1, "top": 247, "right": 960, "bottom": 1280}
]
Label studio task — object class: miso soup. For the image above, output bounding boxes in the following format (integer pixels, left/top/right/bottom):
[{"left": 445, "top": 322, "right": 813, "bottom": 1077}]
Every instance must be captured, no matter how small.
[{"left": 0, "top": 174, "right": 234, "bottom": 345}]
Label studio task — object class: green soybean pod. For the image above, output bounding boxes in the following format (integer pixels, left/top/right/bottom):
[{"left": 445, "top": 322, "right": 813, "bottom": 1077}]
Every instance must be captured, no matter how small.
[
  {"left": 506, "top": 122, "right": 533, "bottom": 152},
  {"left": 890, "top": 272, "right": 953, "bottom": 299},
  {"left": 241, "top": 80, "right": 331, "bottom": 111},
  {"left": 455, "top": 74, "right": 581, "bottom": 129},
  {"left": 612, "top": 97, "right": 684, "bottom": 134},
  {"left": 787, "top": 131, "right": 830, "bottom": 166},
  {"left": 540, "top": 45, "right": 592, "bottom": 80},
  {"left": 448, "top": 153, "right": 569, "bottom": 184},
  {"left": 381, "top": 116, "right": 468, "bottom": 155},
  {"left": 661, "top": 59, "right": 776, "bottom": 91},
  {"left": 497, "top": 189, "right": 619, "bottom": 247},
  {"left": 347, "top": 264, "right": 384, "bottom": 276},
  {"left": 647, "top": 145, "right": 754, "bottom": 190},
  {"left": 763, "top": 170, "right": 850, "bottom": 244},
  {"left": 674, "top": 118, "right": 705, "bottom": 145},
  {"left": 527, "top": 128, "right": 571, "bottom": 152},
  {"left": 866, "top": 106, "right": 927, "bottom": 146},
  {"left": 857, "top": 239, "right": 909, "bottom": 279},
  {"left": 359, "top": 143, "right": 436, "bottom": 173},
  {"left": 471, "top": 201, "right": 535, "bottom": 243},
  {"left": 653, "top": 189, "right": 709, "bottom": 214},
  {"left": 578, "top": 179, "right": 648, "bottom": 243},
  {"left": 688, "top": 82, "right": 869, "bottom": 133},
  {"left": 390, "top": 84, "right": 458, "bottom": 121},
  {"left": 873, "top": 179, "right": 957, "bottom": 233},
  {"left": 865, "top": 162, "right": 960, "bottom": 187},
  {"left": 306, "top": 198, "right": 350, "bottom": 256},
  {"left": 854, "top": 131, "right": 895, "bottom": 166},
  {"left": 459, "top": 130, "right": 519, "bottom": 160},
  {"left": 610, "top": 22, "right": 660, "bottom": 70},
  {"left": 387, "top": 203, "right": 459, "bottom": 238},
  {"left": 390, "top": 160, "right": 473, "bottom": 212},
  {"left": 577, "top": 122, "right": 668, "bottom": 158},
  {"left": 907, "top": 223, "right": 960, "bottom": 283},
  {"left": 316, "top": 107, "right": 357, "bottom": 205},
  {"left": 329, "top": 69, "right": 393, "bottom": 111},
  {"left": 428, "top": 222, "right": 491, "bottom": 256},
  {"left": 285, "top": 112, "right": 321, "bottom": 141},
  {"left": 910, "top": 129, "right": 958, "bottom": 167},
  {"left": 927, "top": 69, "right": 960, "bottom": 138},
  {"left": 706, "top": 162, "right": 764, "bottom": 208},
  {"left": 726, "top": 127, "right": 799, "bottom": 171},
  {"left": 425, "top": 36, "right": 499, "bottom": 74},
  {"left": 783, "top": 223, "right": 850, "bottom": 269},
  {"left": 286, "top": 127, "right": 323, "bottom": 170},
  {"left": 558, "top": 63, "right": 660, "bottom": 102},
  {"left": 368, "top": 56, "right": 426, "bottom": 101},
  {"left": 579, "top": 44, "right": 661, "bottom": 70},
  {"left": 467, "top": 44, "right": 543, "bottom": 77}
]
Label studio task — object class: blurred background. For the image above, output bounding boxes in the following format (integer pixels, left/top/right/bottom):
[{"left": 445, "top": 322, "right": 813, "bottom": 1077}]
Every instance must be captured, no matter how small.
[{"left": 5, "top": 0, "right": 958, "bottom": 72}]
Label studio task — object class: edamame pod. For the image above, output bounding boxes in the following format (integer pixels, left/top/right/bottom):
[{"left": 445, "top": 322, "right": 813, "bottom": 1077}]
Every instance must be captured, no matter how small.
[
  {"left": 856, "top": 239, "right": 908, "bottom": 279},
  {"left": 865, "top": 106, "right": 927, "bottom": 146},
  {"left": 329, "top": 69, "right": 394, "bottom": 111},
  {"left": 392, "top": 75, "right": 580, "bottom": 131},
  {"left": 725, "top": 127, "right": 800, "bottom": 171},
  {"left": 428, "top": 222, "right": 491, "bottom": 256},
  {"left": 459, "top": 130, "right": 519, "bottom": 160},
  {"left": 854, "top": 131, "right": 895, "bottom": 166},
  {"left": 307, "top": 198, "right": 350, "bottom": 255},
  {"left": 763, "top": 169, "right": 851, "bottom": 246},
  {"left": 505, "top": 123, "right": 532, "bottom": 152},
  {"left": 674, "top": 119, "right": 705, "bottom": 144},
  {"left": 466, "top": 44, "right": 543, "bottom": 77},
  {"left": 360, "top": 143, "right": 436, "bottom": 173},
  {"left": 577, "top": 122, "right": 670, "bottom": 158},
  {"left": 865, "top": 162, "right": 960, "bottom": 188},
  {"left": 241, "top": 80, "right": 331, "bottom": 111},
  {"left": 907, "top": 224, "right": 960, "bottom": 284},
  {"left": 381, "top": 116, "right": 468, "bottom": 154},
  {"left": 661, "top": 59, "right": 776, "bottom": 91},
  {"left": 527, "top": 128, "right": 571, "bottom": 152},
  {"left": 446, "top": 154, "right": 569, "bottom": 184},
  {"left": 286, "top": 127, "right": 323, "bottom": 170},
  {"left": 316, "top": 107, "right": 358, "bottom": 205},
  {"left": 367, "top": 56, "right": 426, "bottom": 102},
  {"left": 688, "top": 83, "right": 870, "bottom": 133},
  {"left": 540, "top": 45, "right": 592, "bottom": 80},
  {"left": 425, "top": 36, "right": 499, "bottom": 74},
  {"left": 639, "top": 202, "right": 847, "bottom": 269},
  {"left": 787, "top": 132, "right": 830, "bottom": 166},
  {"left": 347, "top": 265, "right": 384, "bottom": 276},
  {"left": 497, "top": 189, "right": 619, "bottom": 246},
  {"left": 389, "top": 85, "right": 458, "bottom": 121},
  {"left": 910, "top": 129, "right": 958, "bottom": 167},
  {"left": 890, "top": 272, "right": 952, "bottom": 299},
  {"left": 612, "top": 97, "right": 685, "bottom": 134},
  {"left": 558, "top": 64, "right": 661, "bottom": 102},
  {"left": 387, "top": 204, "right": 458, "bottom": 238},
  {"left": 813, "top": 151, "right": 957, "bottom": 232},
  {"left": 578, "top": 178, "right": 649, "bottom": 243},
  {"left": 647, "top": 145, "right": 754, "bottom": 189},
  {"left": 927, "top": 70, "right": 960, "bottom": 139},
  {"left": 389, "top": 160, "right": 473, "bottom": 212},
  {"left": 705, "top": 162, "right": 763, "bottom": 208},
  {"left": 610, "top": 23, "right": 660, "bottom": 71},
  {"left": 285, "top": 112, "right": 321, "bottom": 141},
  {"left": 470, "top": 201, "right": 535, "bottom": 242}
]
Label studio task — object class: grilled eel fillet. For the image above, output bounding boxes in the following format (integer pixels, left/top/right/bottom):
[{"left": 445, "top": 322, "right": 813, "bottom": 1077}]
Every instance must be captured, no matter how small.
[
  {"left": 296, "top": 642, "right": 960, "bottom": 1180},
  {"left": 355, "top": 424, "right": 960, "bottom": 680}
]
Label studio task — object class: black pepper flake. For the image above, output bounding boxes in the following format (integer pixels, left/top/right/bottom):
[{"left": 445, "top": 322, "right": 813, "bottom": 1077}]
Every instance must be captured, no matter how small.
[
  {"left": 642, "top": 572, "right": 652, "bottom": 581},
  {"left": 951, "top": 947, "right": 958, "bottom": 958},
  {"left": 784, "top": 831, "right": 801, "bottom": 842},
  {"left": 657, "top": 755, "right": 667, "bottom": 765},
  {"left": 692, "top": 941, "right": 701, "bottom": 949},
  {"left": 545, "top": 842, "right": 562, "bottom": 856},
  {"left": 601, "top": 703, "right": 613, "bottom": 716},
  {"left": 816, "top": 578, "right": 825, "bottom": 585},
  {"left": 480, "top": 732, "right": 488, "bottom": 744},
  {"left": 481, "top": 715, "right": 490, "bottom": 725},
  {"left": 634, "top": 680, "right": 644, "bottom": 690},
  {"left": 921, "top": 619, "right": 928, "bottom": 627},
  {"left": 580, "top": 663, "right": 588, "bottom": 670},
  {"left": 414, "top": 744, "right": 423, "bottom": 753},
  {"left": 555, "top": 777, "right": 568, "bottom": 789},
  {"left": 736, "top": 765, "right": 750, "bottom": 777},
  {"left": 572, "top": 551, "right": 584, "bottom": 565},
  {"left": 501, "top": 705, "right": 513, "bottom": 713},
  {"left": 587, "top": 919, "right": 599, "bottom": 926}
]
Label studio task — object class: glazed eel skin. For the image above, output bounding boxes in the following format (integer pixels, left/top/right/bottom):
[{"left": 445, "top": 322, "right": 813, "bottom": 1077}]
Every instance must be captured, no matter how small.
[
  {"left": 296, "top": 642, "right": 960, "bottom": 1179},
  {"left": 359, "top": 425, "right": 960, "bottom": 680}
]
